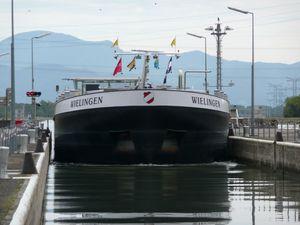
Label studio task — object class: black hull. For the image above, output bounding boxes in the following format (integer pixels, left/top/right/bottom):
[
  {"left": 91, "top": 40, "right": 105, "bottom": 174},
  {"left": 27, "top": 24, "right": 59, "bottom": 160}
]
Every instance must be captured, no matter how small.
[{"left": 54, "top": 106, "right": 229, "bottom": 164}]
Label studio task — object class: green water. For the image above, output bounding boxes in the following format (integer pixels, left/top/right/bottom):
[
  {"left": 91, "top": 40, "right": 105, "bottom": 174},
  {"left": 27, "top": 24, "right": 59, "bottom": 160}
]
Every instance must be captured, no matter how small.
[{"left": 43, "top": 163, "right": 300, "bottom": 224}]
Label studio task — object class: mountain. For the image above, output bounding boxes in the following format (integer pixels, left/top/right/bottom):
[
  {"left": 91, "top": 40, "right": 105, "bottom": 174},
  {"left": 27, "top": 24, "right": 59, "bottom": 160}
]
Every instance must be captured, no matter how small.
[{"left": 0, "top": 31, "right": 299, "bottom": 105}]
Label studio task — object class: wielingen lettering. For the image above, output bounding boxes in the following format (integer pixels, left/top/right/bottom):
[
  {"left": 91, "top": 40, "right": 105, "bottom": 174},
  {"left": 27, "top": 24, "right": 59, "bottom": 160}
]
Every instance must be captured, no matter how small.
[
  {"left": 191, "top": 96, "right": 221, "bottom": 108},
  {"left": 70, "top": 96, "right": 103, "bottom": 108}
]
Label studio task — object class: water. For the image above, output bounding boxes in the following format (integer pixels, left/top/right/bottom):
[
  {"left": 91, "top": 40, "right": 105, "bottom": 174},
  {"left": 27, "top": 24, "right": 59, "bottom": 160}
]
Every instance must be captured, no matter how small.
[{"left": 43, "top": 163, "right": 300, "bottom": 225}]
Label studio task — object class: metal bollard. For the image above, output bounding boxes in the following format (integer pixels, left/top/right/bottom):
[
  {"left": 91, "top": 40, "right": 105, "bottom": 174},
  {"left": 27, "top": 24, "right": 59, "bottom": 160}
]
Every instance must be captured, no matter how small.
[
  {"left": 17, "top": 134, "right": 28, "bottom": 153},
  {"left": 41, "top": 130, "right": 47, "bottom": 142},
  {"left": 35, "top": 138, "right": 44, "bottom": 153},
  {"left": 22, "top": 152, "right": 37, "bottom": 174},
  {"left": 243, "top": 126, "right": 250, "bottom": 137},
  {"left": 0, "top": 146, "right": 10, "bottom": 178},
  {"left": 28, "top": 129, "right": 36, "bottom": 144}
]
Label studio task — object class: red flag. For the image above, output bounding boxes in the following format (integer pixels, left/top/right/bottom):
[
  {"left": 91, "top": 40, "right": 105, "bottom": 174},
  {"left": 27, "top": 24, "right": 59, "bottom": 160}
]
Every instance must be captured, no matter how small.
[{"left": 113, "top": 58, "right": 122, "bottom": 76}]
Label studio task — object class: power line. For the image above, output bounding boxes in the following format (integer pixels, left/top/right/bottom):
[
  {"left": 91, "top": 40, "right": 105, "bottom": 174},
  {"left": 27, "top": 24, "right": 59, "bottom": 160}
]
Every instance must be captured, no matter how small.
[
  {"left": 286, "top": 77, "right": 300, "bottom": 96},
  {"left": 268, "top": 84, "right": 287, "bottom": 106}
]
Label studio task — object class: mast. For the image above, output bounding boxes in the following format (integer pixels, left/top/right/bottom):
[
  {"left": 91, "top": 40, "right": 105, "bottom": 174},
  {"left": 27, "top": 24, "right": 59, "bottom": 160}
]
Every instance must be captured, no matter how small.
[{"left": 206, "top": 18, "right": 232, "bottom": 91}]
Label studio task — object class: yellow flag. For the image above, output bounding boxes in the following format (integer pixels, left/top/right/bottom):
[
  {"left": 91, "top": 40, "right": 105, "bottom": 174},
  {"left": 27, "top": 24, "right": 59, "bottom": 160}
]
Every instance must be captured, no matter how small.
[
  {"left": 170, "top": 37, "right": 176, "bottom": 47},
  {"left": 112, "top": 38, "right": 119, "bottom": 48},
  {"left": 127, "top": 57, "right": 136, "bottom": 71}
]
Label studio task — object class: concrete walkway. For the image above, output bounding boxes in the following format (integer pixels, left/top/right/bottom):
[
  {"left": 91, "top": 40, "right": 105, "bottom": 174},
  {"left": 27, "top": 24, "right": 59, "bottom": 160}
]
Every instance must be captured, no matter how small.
[
  {"left": 0, "top": 142, "right": 38, "bottom": 225},
  {"left": 0, "top": 131, "right": 50, "bottom": 225}
]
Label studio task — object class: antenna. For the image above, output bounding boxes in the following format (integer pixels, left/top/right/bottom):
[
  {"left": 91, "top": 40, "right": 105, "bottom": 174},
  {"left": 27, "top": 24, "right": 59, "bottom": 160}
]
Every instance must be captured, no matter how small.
[{"left": 205, "top": 18, "right": 232, "bottom": 91}]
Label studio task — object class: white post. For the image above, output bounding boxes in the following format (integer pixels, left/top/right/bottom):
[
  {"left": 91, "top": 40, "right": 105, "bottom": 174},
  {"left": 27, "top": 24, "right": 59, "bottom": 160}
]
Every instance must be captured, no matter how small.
[
  {"left": 17, "top": 134, "right": 28, "bottom": 153},
  {"left": 28, "top": 129, "right": 36, "bottom": 144}
]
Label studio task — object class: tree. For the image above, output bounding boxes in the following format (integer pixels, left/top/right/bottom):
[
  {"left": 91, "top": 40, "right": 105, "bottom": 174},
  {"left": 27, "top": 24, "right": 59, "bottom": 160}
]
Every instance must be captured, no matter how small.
[
  {"left": 284, "top": 96, "right": 300, "bottom": 117},
  {"left": 36, "top": 100, "right": 55, "bottom": 117}
]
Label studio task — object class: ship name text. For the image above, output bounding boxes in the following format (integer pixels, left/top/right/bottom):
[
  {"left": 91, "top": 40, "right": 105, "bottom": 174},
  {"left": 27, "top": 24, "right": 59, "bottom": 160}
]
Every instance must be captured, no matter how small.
[
  {"left": 70, "top": 96, "right": 103, "bottom": 108},
  {"left": 191, "top": 96, "right": 220, "bottom": 108}
]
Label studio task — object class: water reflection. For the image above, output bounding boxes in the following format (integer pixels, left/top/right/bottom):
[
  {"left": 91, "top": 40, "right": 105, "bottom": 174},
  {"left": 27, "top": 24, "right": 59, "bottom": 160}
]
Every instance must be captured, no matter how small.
[{"left": 43, "top": 163, "right": 300, "bottom": 225}]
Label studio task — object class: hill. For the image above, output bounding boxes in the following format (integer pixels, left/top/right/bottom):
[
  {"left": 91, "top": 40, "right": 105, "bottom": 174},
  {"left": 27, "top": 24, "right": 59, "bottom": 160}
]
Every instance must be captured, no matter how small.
[{"left": 0, "top": 31, "right": 299, "bottom": 105}]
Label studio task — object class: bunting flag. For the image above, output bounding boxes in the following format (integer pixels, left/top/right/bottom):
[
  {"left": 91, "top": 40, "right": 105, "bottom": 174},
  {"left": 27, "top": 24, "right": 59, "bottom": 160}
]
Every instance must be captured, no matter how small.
[
  {"left": 112, "top": 38, "right": 119, "bottom": 48},
  {"left": 113, "top": 58, "right": 122, "bottom": 76},
  {"left": 127, "top": 57, "right": 136, "bottom": 71},
  {"left": 163, "top": 75, "right": 167, "bottom": 84},
  {"left": 163, "top": 57, "right": 172, "bottom": 84},
  {"left": 166, "top": 57, "right": 172, "bottom": 74},
  {"left": 170, "top": 37, "right": 176, "bottom": 47},
  {"left": 154, "top": 58, "right": 159, "bottom": 69}
]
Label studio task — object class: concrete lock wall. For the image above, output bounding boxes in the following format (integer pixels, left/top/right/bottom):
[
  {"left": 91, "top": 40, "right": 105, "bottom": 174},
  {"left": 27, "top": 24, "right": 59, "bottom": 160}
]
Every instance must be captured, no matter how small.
[
  {"left": 9, "top": 140, "right": 50, "bottom": 225},
  {"left": 228, "top": 136, "right": 300, "bottom": 172}
]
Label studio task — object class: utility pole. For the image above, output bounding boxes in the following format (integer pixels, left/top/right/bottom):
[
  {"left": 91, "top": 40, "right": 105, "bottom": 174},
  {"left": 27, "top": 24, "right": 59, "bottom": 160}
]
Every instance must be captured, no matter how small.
[
  {"left": 205, "top": 18, "right": 232, "bottom": 90},
  {"left": 31, "top": 32, "right": 51, "bottom": 125}
]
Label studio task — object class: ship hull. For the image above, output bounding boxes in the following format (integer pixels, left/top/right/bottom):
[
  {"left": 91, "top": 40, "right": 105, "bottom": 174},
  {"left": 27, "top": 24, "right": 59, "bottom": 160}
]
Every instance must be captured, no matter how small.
[
  {"left": 54, "top": 89, "right": 229, "bottom": 164},
  {"left": 54, "top": 106, "right": 229, "bottom": 164}
]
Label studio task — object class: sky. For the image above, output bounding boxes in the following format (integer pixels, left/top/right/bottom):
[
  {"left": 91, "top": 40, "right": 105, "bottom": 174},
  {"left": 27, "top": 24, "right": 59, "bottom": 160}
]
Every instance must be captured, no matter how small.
[{"left": 0, "top": 0, "right": 300, "bottom": 64}]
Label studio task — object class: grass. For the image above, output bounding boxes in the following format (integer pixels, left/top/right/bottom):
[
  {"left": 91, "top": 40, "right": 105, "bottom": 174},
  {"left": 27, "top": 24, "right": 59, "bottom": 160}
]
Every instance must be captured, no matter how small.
[{"left": 0, "top": 179, "right": 25, "bottom": 223}]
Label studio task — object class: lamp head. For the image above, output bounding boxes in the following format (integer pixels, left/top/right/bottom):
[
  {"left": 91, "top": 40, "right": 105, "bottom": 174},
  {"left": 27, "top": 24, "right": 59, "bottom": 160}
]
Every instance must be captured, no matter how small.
[
  {"left": 228, "top": 6, "right": 249, "bottom": 14},
  {"left": 34, "top": 32, "right": 51, "bottom": 39}
]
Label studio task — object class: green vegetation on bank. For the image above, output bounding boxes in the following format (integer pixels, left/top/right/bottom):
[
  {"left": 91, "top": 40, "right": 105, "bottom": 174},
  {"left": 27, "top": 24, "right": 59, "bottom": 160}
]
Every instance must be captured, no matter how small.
[
  {"left": 0, "top": 180, "right": 24, "bottom": 223},
  {"left": 284, "top": 96, "right": 300, "bottom": 117},
  {"left": 0, "top": 100, "right": 55, "bottom": 119}
]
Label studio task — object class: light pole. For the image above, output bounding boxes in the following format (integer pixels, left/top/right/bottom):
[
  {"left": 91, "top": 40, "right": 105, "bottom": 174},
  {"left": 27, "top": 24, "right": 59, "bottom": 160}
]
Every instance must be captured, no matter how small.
[
  {"left": 187, "top": 33, "right": 208, "bottom": 93},
  {"left": 31, "top": 32, "right": 50, "bottom": 124},
  {"left": 11, "top": 0, "right": 15, "bottom": 126},
  {"left": 0, "top": 53, "right": 9, "bottom": 120},
  {"left": 228, "top": 6, "right": 255, "bottom": 136}
]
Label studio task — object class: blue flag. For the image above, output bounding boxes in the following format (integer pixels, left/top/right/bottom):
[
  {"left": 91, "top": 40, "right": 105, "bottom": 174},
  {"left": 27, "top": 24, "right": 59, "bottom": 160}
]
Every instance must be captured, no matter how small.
[
  {"left": 166, "top": 57, "right": 172, "bottom": 74},
  {"left": 163, "top": 57, "right": 172, "bottom": 84}
]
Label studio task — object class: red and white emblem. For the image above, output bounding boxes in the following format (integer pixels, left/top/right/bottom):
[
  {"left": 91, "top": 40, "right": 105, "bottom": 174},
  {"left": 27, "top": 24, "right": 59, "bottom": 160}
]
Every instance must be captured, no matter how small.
[{"left": 143, "top": 91, "right": 154, "bottom": 104}]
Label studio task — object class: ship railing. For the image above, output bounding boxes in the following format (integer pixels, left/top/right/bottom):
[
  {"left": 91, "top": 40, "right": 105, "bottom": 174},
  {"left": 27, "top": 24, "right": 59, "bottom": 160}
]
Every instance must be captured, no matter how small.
[
  {"left": 231, "top": 118, "right": 300, "bottom": 143},
  {"left": 57, "top": 89, "right": 81, "bottom": 101}
]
